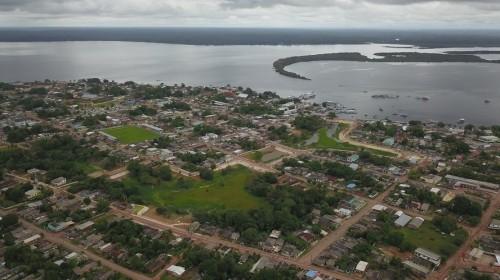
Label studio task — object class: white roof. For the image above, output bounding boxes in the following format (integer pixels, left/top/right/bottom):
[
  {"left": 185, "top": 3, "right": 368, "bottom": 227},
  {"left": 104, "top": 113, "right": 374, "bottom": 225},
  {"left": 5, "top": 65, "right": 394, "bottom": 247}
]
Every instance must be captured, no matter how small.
[
  {"left": 356, "top": 261, "right": 368, "bottom": 272},
  {"left": 430, "top": 187, "right": 440, "bottom": 194},
  {"left": 167, "top": 265, "right": 186, "bottom": 276},
  {"left": 23, "top": 234, "right": 41, "bottom": 244},
  {"left": 65, "top": 252, "right": 78, "bottom": 259},
  {"left": 372, "top": 204, "right": 387, "bottom": 211}
]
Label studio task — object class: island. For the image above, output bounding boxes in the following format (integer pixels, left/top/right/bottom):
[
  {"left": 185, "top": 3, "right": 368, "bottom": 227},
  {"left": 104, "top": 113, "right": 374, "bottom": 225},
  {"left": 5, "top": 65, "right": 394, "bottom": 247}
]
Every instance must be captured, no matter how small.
[{"left": 273, "top": 52, "right": 500, "bottom": 80}]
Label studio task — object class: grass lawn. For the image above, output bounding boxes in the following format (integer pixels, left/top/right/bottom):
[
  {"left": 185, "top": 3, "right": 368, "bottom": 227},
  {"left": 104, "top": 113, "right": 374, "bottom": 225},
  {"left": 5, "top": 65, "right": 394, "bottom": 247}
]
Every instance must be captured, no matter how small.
[
  {"left": 397, "top": 221, "right": 462, "bottom": 257},
  {"left": 125, "top": 166, "right": 267, "bottom": 211},
  {"left": 247, "top": 149, "right": 286, "bottom": 163},
  {"left": 314, "top": 127, "right": 359, "bottom": 151},
  {"left": 103, "top": 125, "right": 160, "bottom": 144},
  {"left": 312, "top": 126, "right": 398, "bottom": 157},
  {"left": 75, "top": 162, "right": 102, "bottom": 174}
]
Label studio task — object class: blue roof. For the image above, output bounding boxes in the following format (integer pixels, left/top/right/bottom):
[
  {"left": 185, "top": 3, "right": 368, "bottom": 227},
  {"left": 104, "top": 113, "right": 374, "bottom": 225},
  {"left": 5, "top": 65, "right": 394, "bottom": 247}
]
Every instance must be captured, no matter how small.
[
  {"left": 346, "top": 183, "right": 357, "bottom": 189},
  {"left": 305, "top": 270, "right": 318, "bottom": 278}
]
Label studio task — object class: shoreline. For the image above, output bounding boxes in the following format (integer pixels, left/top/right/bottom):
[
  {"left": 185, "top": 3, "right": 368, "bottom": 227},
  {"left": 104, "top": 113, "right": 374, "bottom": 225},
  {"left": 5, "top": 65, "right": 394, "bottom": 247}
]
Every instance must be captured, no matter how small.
[{"left": 273, "top": 51, "right": 500, "bottom": 80}]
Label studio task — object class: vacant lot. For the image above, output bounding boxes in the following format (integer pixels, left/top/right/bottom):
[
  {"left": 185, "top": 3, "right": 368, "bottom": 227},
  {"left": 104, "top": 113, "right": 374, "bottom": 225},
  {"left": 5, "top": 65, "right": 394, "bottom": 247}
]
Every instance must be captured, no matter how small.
[
  {"left": 103, "top": 125, "right": 159, "bottom": 144},
  {"left": 397, "top": 221, "right": 465, "bottom": 258},
  {"left": 247, "top": 147, "right": 287, "bottom": 163},
  {"left": 312, "top": 125, "right": 397, "bottom": 157},
  {"left": 125, "top": 166, "right": 266, "bottom": 211}
]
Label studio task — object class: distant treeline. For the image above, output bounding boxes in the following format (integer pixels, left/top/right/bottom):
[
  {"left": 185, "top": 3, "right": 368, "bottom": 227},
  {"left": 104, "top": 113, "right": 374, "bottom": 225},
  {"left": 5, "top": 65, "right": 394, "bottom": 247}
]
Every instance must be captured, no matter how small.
[{"left": 2, "top": 28, "right": 500, "bottom": 47}]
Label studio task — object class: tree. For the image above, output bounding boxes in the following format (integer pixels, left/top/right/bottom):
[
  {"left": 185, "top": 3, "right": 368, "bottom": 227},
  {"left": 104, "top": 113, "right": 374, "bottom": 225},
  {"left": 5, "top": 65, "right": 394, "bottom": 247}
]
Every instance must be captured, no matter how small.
[
  {"left": 241, "top": 227, "right": 260, "bottom": 244},
  {"left": 1, "top": 214, "right": 19, "bottom": 228},
  {"left": 199, "top": 168, "right": 214, "bottom": 180},
  {"left": 156, "top": 165, "right": 172, "bottom": 181},
  {"left": 96, "top": 199, "right": 110, "bottom": 213},
  {"left": 449, "top": 196, "right": 482, "bottom": 217},
  {"left": 83, "top": 197, "right": 91, "bottom": 205}
]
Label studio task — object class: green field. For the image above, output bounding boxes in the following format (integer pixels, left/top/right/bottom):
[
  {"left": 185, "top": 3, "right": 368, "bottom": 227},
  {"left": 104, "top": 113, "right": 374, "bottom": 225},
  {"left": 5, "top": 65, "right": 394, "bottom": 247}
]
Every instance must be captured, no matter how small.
[
  {"left": 103, "top": 125, "right": 160, "bottom": 144},
  {"left": 312, "top": 125, "right": 397, "bottom": 157},
  {"left": 397, "top": 221, "right": 464, "bottom": 257},
  {"left": 125, "top": 166, "right": 266, "bottom": 211}
]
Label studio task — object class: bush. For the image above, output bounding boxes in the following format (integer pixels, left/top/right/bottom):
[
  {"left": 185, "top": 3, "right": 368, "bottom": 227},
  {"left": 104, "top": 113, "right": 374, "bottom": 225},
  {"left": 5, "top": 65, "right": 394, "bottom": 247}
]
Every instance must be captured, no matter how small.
[{"left": 199, "top": 168, "right": 214, "bottom": 181}]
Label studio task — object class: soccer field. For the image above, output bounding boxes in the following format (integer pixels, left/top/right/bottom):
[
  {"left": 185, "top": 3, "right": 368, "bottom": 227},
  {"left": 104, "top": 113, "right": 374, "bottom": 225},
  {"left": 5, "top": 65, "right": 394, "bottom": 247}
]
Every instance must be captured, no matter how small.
[{"left": 103, "top": 125, "right": 160, "bottom": 144}]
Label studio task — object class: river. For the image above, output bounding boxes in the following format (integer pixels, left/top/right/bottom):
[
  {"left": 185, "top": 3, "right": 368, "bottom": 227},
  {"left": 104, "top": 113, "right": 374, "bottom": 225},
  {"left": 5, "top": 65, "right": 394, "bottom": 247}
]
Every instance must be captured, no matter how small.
[{"left": 1, "top": 41, "right": 500, "bottom": 125}]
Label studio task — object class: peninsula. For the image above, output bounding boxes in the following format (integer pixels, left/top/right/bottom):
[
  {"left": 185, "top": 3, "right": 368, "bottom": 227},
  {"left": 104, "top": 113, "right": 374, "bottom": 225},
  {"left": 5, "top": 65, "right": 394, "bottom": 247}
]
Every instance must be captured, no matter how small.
[{"left": 273, "top": 51, "right": 500, "bottom": 80}]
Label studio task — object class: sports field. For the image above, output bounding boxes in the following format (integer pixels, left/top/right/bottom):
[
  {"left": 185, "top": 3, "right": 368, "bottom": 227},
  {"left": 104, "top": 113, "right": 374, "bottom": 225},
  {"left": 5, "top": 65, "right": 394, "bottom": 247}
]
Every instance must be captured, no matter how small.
[
  {"left": 103, "top": 125, "right": 159, "bottom": 144},
  {"left": 125, "top": 165, "right": 266, "bottom": 211}
]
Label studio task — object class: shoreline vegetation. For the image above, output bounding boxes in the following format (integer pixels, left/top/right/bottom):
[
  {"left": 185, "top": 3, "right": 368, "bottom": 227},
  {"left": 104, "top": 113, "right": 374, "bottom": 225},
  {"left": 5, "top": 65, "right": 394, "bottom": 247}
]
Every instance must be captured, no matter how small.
[{"left": 273, "top": 51, "right": 500, "bottom": 80}]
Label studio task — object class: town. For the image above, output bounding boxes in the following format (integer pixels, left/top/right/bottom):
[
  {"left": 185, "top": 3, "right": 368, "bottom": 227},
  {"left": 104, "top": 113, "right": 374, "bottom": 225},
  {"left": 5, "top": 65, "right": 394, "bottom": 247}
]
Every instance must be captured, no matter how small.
[{"left": 0, "top": 79, "right": 499, "bottom": 280}]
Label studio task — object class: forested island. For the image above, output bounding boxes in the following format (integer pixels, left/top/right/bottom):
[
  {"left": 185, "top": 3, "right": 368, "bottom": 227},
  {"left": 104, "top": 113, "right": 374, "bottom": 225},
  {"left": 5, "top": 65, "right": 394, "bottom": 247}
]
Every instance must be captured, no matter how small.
[{"left": 273, "top": 52, "right": 500, "bottom": 80}]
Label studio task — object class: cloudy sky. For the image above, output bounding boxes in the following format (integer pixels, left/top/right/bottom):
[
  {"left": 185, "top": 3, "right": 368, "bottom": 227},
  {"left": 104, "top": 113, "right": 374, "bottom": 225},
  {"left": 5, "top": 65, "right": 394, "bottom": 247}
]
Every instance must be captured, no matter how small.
[{"left": 0, "top": 0, "right": 499, "bottom": 28}]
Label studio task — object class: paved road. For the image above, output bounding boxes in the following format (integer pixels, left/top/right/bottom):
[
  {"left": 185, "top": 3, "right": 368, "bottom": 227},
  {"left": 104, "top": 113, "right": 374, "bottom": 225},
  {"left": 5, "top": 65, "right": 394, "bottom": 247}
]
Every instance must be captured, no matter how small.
[
  {"left": 298, "top": 182, "right": 397, "bottom": 264},
  {"left": 336, "top": 119, "right": 407, "bottom": 159}
]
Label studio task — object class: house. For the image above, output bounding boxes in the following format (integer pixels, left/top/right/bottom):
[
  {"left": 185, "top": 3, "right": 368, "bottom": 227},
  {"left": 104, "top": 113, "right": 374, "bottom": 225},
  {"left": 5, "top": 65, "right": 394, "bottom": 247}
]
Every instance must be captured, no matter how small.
[
  {"left": 421, "top": 174, "right": 442, "bottom": 185},
  {"left": 394, "top": 213, "right": 412, "bottom": 227},
  {"left": 75, "top": 221, "right": 95, "bottom": 231},
  {"left": 166, "top": 265, "right": 186, "bottom": 277},
  {"left": 23, "top": 234, "right": 41, "bottom": 244},
  {"left": 25, "top": 188, "right": 41, "bottom": 200},
  {"left": 479, "top": 135, "right": 499, "bottom": 143},
  {"left": 51, "top": 177, "right": 67, "bottom": 187},
  {"left": 269, "top": 230, "right": 281, "bottom": 239},
  {"left": 383, "top": 137, "right": 395, "bottom": 146},
  {"left": 403, "top": 260, "right": 431, "bottom": 276},
  {"left": 48, "top": 221, "right": 74, "bottom": 232},
  {"left": 347, "top": 154, "right": 359, "bottom": 163},
  {"left": 489, "top": 219, "right": 500, "bottom": 230},
  {"left": 469, "top": 248, "right": 484, "bottom": 261},
  {"left": 408, "top": 217, "right": 425, "bottom": 229},
  {"left": 415, "top": 247, "right": 441, "bottom": 267},
  {"left": 355, "top": 261, "right": 368, "bottom": 273},
  {"left": 372, "top": 204, "right": 387, "bottom": 212},
  {"left": 336, "top": 208, "right": 352, "bottom": 218}
]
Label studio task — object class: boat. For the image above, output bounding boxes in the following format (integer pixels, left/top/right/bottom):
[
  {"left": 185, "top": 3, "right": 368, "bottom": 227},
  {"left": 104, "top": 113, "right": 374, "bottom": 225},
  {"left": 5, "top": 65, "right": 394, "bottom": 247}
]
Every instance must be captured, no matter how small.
[
  {"left": 299, "top": 92, "right": 316, "bottom": 100},
  {"left": 484, "top": 99, "right": 491, "bottom": 104},
  {"left": 458, "top": 118, "right": 466, "bottom": 124}
]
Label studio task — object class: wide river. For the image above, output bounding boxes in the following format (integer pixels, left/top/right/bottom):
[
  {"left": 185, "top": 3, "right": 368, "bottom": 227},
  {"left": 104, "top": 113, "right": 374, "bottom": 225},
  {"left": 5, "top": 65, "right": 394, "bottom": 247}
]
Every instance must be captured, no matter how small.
[{"left": 1, "top": 41, "right": 500, "bottom": 125}]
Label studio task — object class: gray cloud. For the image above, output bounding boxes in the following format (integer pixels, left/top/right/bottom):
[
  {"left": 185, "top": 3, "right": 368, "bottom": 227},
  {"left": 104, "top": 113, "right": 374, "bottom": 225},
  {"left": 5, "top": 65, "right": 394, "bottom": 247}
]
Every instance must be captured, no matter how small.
[{"left": 0, "top": 0, "right": 499, "bottom": 28}]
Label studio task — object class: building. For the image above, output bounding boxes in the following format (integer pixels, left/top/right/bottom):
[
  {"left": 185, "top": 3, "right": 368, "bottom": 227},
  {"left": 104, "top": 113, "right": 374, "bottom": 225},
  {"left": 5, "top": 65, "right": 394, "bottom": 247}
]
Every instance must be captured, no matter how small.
[
  {"left": 479, "top": 135, "right": 499, "bottom": 143},
  {"left": 394, "top": 213, "right": 412, "bottom": 227},
  {"left": 445, "top": 175, "right": 499, "bottom": 192},
  {"left": 408, "top": 217, "right": 425, "bottom": 229},
  {"left": 415, "top": 247, "right": 441, "bottom": 267},
  {"left": 489, "top": 219, "right": 500, "bottom": 230},
  {"left": 51, "top": 177, "right": 67, "bottom": 187},
  {"left": 403, "top": 260, "right": 431, "bottom": 276},
  {"left": 166, "top": 265, "right": 186, "bottom": 277},
  {"left": 75, "top": 221, "right": 95, "bottom": 231},
  {"left": 421, "top": 174, "right": 442, "bottom": 184},
  {"left": 355, "top": 261, "right": 368, "bottom": 273}
]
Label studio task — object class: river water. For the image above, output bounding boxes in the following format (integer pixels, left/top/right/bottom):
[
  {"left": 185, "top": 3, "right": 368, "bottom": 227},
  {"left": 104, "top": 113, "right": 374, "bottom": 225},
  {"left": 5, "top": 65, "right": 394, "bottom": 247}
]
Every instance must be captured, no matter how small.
[{"left": 1, "top": 41, "right": 500, "bottom": 125}]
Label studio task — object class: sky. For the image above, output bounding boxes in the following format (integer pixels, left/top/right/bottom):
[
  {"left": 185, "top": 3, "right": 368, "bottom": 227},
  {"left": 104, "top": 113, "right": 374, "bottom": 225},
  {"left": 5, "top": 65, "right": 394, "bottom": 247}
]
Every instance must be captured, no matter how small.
[{"left": 0, "top": 0, "right": 499, "bottom": 29}]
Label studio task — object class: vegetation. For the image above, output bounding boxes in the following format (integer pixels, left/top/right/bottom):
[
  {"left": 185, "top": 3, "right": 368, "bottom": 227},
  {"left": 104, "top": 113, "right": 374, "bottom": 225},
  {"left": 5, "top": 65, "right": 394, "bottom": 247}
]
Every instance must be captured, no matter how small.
[
  {"left": 103, "top": 125, "right": 160, "bottom": 144},
  {"left": 0, "top": 135, "right": 107, "bottom": 181},
  {"left": 129, "top": 105, "right": 157, "bottom": 116},
  {"left": 195, "top": 172, "right": 349, "bottom": 244},
  {"left": 180, "top": 246, "right": 297, "bottom": 280},
  {"left": 125, "top": 165, "right": 265, "bottom": 211}
]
